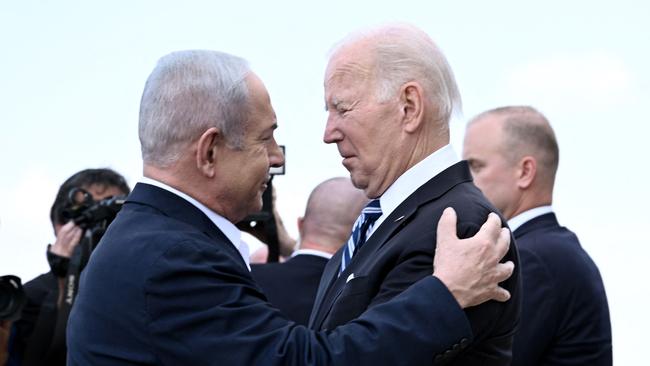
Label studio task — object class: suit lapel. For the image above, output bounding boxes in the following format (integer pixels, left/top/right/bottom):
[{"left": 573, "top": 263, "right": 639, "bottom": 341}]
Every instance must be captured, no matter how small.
[
  {"left": 126, "top": 183, "right": 248, "bottom": 270},
  {"left": 359, "top": 161, "right": 473, "bottom": 259},
  {"left": 310, "top": 161, "right": 473, "bottom": 329},
  {"left": 308, "top": 249, "right": 343, "bottom": 327}
]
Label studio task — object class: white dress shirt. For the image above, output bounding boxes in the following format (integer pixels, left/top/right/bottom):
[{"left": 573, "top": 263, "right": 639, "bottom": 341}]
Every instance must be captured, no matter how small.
[
  {"left": 369, "top": 144, "right": 460, "bottom": 238},
  {"left": 507, "top": 205, "right": 554, "bottom": 232},
  {"left": 291, "top": 248, "right": 333, "bottom": 260}
]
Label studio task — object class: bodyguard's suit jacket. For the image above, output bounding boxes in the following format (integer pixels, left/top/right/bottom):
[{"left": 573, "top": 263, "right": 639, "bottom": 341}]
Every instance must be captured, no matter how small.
[
  {"left": 309, "top": 161, "right": 522, "bottom": 365},
  {"left": 251, "top": 254, "right": 329, "bottom": 325},
  {"left": 511, "top": 213, "right": 612, "bottom": 365},
  {"left": 66, "top": 183, "right": 475, "bottom": 365}
]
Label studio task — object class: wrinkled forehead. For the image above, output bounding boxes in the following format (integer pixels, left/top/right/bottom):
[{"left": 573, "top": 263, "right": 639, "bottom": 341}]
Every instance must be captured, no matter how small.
[{"left": 325, "top": 45, "right": 375, "bottom": 88}]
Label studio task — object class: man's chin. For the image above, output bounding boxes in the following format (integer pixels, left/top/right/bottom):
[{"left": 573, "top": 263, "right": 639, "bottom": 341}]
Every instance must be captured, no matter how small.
[{"left": 349, "top": 175, "right": 368, "bottom": 191}]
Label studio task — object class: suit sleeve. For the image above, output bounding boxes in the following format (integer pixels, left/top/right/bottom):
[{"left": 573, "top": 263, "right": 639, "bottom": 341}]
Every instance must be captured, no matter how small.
[
  {"left": 144, "top": 240, "right": 472, "bottom": 366},
  {"left": 364, "top": 220, "right": 518, "bottom": 365},
  {"left": 368, "top": 222, "right": 480, "bottom": 307}
]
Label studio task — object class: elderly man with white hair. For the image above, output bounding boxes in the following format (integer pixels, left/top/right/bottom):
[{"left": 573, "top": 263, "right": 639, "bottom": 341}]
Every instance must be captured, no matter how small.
[{"left": 309, "top": 24, "right": 521, "bottom": 365}]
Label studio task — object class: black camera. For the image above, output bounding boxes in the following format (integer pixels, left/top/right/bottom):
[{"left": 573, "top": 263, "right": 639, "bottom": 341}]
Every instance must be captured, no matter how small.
[
  {"left": 61, "top": 188, "right": 126, "bottom": 231},
  {"left": 55, "top": 188, "right": 127, "bottom": 276},
  {"left": 0, "top": 275, "right": 26, "bottom": 321}
]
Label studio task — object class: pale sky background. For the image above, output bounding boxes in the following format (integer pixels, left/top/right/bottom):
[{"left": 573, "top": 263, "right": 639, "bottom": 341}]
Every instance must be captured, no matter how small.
[{"left": 1, "top": 0, "right": 648, "bottom": 363}]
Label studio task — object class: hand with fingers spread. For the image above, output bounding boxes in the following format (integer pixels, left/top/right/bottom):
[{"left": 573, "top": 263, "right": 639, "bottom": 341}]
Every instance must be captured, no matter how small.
[
  {"left": 433, "top": 207, "right": 515, "bottom": 309},
  {"left": 49, "top": 221, "right": 83, "bottom": 258}
]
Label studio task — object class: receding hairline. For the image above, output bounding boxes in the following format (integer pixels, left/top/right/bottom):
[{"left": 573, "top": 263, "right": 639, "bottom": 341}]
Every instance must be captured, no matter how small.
[
  {"left": 326, "top": 23, "right": 461, "bottom": 126},
  {"left": 469, "top": 106, "right": 559, "bottom": 182}
]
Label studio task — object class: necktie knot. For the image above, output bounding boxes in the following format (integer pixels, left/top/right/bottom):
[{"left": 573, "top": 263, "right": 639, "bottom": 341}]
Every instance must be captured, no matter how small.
[
  {"left": 362, "top": 199, "right": 382, "bottom": 221},
  {"left": 340, "top": 199, "right": 382, "bottom": 274}
]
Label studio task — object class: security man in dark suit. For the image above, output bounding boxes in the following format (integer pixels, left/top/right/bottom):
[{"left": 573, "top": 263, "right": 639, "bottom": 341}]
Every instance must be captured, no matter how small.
[
  {"left": 311, "top": 24, "right": 521, "bottom": 365},
  {"left": 252, "top": 177, "right": 368, "bottom": 325},
  {"left": 66, "top": 49, "right": 515, "bottom": 365},
  {"left": 463, "top": 105, "right": 612, "bottom": 365}
]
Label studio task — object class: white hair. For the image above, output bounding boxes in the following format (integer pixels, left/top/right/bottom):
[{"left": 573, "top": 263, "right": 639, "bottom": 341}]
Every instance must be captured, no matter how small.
[
  {"left": 332, "top": 24, "right": 462, "bottom": 127},
  {"left": 138, "top": 50, "right": 251, "bottom": 167}
]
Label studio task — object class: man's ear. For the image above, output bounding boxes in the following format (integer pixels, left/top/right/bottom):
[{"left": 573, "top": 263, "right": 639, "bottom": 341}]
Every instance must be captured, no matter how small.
[
  {"left": 196, "top": 127, "right": 221, "bottom": 178},
  {"left": 297, "top": 217, "right": 305, "bottom": 237},
  {"left": 400, "top": 82, "right": 425, "bottom": 133},
  {"left": 517, "top": 156, "right": 537, "bottom": 189}
]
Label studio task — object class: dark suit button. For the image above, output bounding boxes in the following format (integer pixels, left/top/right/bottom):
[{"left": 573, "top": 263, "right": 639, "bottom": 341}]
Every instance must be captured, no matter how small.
[
  {"left": 460, "top": 337, "right": 469, "bottom": 347},
  {"left": 434, "top": 354, "right": 443, "bottom": 362}
]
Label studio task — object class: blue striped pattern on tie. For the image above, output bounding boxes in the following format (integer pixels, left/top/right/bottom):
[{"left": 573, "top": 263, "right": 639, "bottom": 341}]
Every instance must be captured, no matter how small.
[{"left": 340, "top": 199, "right": 382, "bottom": 274}]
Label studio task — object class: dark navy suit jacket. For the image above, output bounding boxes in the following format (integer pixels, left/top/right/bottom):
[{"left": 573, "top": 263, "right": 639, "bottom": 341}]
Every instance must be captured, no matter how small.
[
  {"left": 309, "top": 161, "right": 522, "bottom": 365},
  {"left": 251, "top": 254, "right": 329, "bottom": 325},
  {"left": 511, "top": 213, "right": 612, "bottom": 365},
  {"left": 66, "top": 182, "right": 474, "bottom": 365}
]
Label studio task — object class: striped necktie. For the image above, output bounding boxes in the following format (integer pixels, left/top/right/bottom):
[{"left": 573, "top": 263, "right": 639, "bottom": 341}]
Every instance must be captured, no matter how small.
[{"left": 340, "top": 199, "right": 382, "bottom": 274}]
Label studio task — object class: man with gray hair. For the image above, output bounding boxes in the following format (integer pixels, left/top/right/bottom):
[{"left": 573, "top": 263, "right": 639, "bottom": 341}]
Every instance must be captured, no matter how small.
[
  {"left": 252, "top": 177, "right": 368, "bottom": 325},
  {"left": 66, "top": 49, "right": 514, "bottom": 365},
  {"left": 309, "top": 24, "right": 521, "bottom": 365},
  {"left": 463, "top": 106, "right": 612, "bottom": 365}
]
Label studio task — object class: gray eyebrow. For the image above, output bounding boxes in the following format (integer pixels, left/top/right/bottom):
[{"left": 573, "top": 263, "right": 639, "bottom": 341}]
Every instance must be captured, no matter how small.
[{"left": 325, "top": 97, "right": 342, "bottom": 112}]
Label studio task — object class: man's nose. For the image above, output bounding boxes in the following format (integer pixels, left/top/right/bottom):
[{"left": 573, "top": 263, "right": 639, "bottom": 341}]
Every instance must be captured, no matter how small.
[
  {"left": 323, "top": 115, "right": 343, "bottom": 144},
  {"left": 269, "top": 140, "right": 285, "bottom": 168}
]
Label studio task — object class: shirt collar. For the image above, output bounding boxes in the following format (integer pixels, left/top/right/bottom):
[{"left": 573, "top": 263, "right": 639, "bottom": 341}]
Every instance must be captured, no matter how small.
[
  {"left": 507, "top": 205, "right": 554, "bottom": 232},
  {"left": 139, "top": 177, "right": 249, "bottom": 270},
  {"left": 291, "top": 248, "right": 333, "bottom": 260},
  {"left": 374, "top": 145, "right": 459, "bottom": 232}
]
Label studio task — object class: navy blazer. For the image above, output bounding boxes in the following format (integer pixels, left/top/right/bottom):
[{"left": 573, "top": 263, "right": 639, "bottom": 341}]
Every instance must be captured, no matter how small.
[
  {"left": 66, "top": 183, "right": 474, "bottom": 365},
  {"left": 511, "top": 213, "right": 612, "bottom": 365},
  {"left": 251, "top": 254, "right": 329, "bottom": 325},
  {"left": 309, "top": 161, "right": 522, "bottom": 365}
]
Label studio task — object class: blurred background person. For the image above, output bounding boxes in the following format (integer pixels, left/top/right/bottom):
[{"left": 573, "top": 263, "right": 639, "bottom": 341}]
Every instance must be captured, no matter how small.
[
  {"left": 463, "top": 106, "right": 612, "bottom": 365},
  {"left": 252, "top": 177, "right": 367, "bottom": 324},
  {"left": 8, "top": 168, "right": 130, "bottom": 366},
  {"left": 241, "top": 185, "right": 297, "bottom": 264}
]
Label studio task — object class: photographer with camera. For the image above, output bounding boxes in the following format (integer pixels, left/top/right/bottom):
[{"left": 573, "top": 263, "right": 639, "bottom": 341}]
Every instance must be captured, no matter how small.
[{"left": 8, "top": 168, "right": 129, "bottom": 366}]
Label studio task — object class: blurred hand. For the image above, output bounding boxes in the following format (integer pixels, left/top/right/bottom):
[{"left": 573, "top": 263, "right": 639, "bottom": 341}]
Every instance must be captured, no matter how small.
[
  {"left": 49, "top": 221, "right": 83, "bottom": 258},
  {"left": 433, "top": 207, "right": 514, "bottom": 308}
]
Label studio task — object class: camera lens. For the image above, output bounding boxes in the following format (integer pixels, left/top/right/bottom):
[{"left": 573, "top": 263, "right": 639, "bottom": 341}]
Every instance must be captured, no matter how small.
[{"left": 0, "top": 275, "right": 26, "bottom": 321}]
